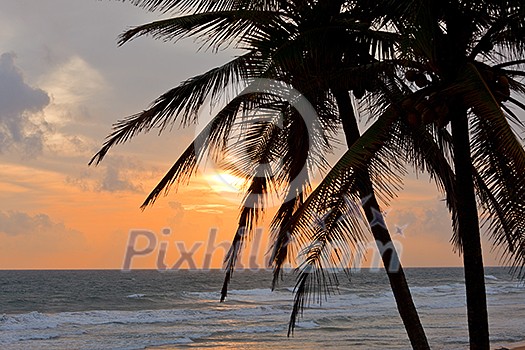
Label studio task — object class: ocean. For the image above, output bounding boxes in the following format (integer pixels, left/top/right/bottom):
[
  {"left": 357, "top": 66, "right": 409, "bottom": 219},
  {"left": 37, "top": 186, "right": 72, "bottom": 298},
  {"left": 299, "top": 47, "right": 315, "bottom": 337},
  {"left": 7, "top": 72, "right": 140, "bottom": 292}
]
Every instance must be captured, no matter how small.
[{"left": 0, "top": 267, "right": 523, "bottom": 349}]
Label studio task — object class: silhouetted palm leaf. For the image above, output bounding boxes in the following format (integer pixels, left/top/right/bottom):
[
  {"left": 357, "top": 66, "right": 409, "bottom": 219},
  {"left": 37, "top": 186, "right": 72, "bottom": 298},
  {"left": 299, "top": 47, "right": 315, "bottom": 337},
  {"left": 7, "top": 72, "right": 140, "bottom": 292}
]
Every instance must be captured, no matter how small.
[
  {"left": 89, "top": 52, "right": 262, "bottom": 165},
  {"left": 119, "top": 10, "right": 289, "bottom": 51},
  {"left": 124, "top": 0, "right": 282, "bottom": 14}
]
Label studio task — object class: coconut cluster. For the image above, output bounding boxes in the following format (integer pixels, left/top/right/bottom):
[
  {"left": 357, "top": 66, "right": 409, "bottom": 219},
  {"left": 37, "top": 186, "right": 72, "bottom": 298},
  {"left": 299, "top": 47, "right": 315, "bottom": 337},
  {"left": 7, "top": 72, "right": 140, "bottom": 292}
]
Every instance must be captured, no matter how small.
[
  {"left": 401, "top": 93, "right": 450, "bottom": 128},
  {"left": 492, "top": 75, "right": 510, "bottom": 102},
  {"left": 401, "top": 70, "right": 450, "bottom": 128},
  {"left": 405, "top": 69, "right": 430, "bottom": 88}
]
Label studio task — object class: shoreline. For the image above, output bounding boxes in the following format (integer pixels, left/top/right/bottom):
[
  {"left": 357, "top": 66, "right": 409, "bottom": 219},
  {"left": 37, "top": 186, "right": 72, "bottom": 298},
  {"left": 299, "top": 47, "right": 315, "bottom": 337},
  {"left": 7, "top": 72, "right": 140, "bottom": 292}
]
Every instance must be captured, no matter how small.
[
  {"left": 496, "top": 341, "right": 525, "bottom": 350},
  {"left": 147, "top": 340, "right": 525, "bottom": 350}
]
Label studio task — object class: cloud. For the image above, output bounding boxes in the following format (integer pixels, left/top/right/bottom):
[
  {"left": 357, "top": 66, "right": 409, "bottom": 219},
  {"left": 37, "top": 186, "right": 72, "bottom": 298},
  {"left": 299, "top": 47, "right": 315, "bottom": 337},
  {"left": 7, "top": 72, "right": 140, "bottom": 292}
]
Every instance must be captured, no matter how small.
[
  {"left": 0, "top": 52, "right": 105, "bottom": 159},
  {"left": 46, "top": 133, "right": 95, "bottom": 158},
  {"left": 0, "top": 211, "right": 85, "bottom": 265},
  {"left": 99, "top": 161, "right": 143, "bottom": 193},
  {"left": 169, "top": 201, "right": 185, "bottom": 216},
  {"left": 0, "top": 211, "right": 57, "bottom": 236},
  {"left": 0, "top": 210, "right": 83, "bottom": 241},
  {"left": 385, "top": 197, "right": 453, "bottom": 241},
  {"left": 66, "top": 155, "right": 153, "bottom": 193},
  {"left": 39, "top": 55, "right": 108, "bottom": 124},
  {"left": 0, "top": 53, "right": 49, "bottom": 116},
  {"left": 0, "top": 52, "right": 50, "bottom": 156},
  {"left": 167, "top": 201, "right": 185, "bottom": 226},
  {"left": 183, "top": 203, "right": 227, "bottom": 214}
]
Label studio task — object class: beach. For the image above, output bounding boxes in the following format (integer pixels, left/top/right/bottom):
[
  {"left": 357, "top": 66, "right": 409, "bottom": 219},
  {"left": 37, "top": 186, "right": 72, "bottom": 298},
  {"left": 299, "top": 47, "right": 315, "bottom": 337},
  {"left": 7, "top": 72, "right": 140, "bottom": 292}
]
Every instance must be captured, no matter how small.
[
  {"left": 504, "top": 342, "right": 525, "bottom": 350},
  {"left": 1, "top": 268, "right": 524, "bottom": 349}
]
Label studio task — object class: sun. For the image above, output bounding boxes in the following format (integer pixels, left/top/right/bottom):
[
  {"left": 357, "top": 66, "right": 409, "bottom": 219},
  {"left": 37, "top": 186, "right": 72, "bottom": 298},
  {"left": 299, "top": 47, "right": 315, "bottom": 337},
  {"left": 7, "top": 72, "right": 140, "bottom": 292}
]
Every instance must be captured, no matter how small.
[{"left": 205, "top": 171, "right": 246, "bottom": 194}]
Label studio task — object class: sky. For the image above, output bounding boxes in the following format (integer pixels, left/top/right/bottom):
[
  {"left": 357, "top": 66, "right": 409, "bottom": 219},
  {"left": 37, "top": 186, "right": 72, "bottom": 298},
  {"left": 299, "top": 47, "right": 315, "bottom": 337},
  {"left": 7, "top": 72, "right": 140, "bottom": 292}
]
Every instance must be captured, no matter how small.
[{"left": 0, "top": 0, "right": 508, "bottom": 270}]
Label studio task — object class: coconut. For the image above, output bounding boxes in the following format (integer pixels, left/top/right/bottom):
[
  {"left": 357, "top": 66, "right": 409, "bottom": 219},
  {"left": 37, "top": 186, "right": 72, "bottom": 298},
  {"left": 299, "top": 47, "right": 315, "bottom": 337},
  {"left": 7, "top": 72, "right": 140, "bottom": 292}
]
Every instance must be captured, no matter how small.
[
  {"left": 405, "top": 70, "right": 418, "bottom": 82},
  {"left": 422, "top": 109, "right": 437, "bottom": 124},
  {"left": 407, "top": 112, "right": 420, "bottom": 127},
  {"left": 415, "top": 100, "right": 428, "bottom": 113},
  {"left": 401, "top": 98, "right": 414, "bottom": 110},
  {"left": 414, "top": 73, "right": 429, "bottom": 88},
  {"left": 434, "top": 104, "right": 449, "bottom": 119},
  {"left": 498, "top": 75, "right": 509, "bottom": 88}
]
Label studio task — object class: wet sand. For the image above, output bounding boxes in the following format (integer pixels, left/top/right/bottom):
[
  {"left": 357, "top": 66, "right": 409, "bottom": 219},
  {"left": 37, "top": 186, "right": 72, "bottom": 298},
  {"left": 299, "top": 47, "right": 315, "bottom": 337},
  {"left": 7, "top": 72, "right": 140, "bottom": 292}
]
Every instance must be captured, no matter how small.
[{"left": 495, "top": 341, "right": 525, "bottom": 350}]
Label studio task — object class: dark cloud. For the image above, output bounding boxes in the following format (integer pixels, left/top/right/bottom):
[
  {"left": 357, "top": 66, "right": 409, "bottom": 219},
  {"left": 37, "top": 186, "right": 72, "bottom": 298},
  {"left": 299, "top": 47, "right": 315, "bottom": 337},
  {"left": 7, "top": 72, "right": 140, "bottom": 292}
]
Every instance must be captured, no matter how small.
[
  {"left": 0, "top": 210, "right": 81, "bottom": 238},
  {"left": 168, "top": 201, "right": 185, "bottom": 226},
  {"left": 66, "top": 155, "right": 147, "bottom": 193},
  {"left": 0, "top": 211, "right": 85, "bottom": 258},
  {"left": 386, "top": 199, "right": 453, "bottom": 241},
  {"left": 0, "top": 53, "right": 49, "bottom": 115},
  {"left": 0, "top": 52, "right": 50, "bottom": 156},
  {"left": 98, "top": 162, "right": 143, "bottom": 193}
]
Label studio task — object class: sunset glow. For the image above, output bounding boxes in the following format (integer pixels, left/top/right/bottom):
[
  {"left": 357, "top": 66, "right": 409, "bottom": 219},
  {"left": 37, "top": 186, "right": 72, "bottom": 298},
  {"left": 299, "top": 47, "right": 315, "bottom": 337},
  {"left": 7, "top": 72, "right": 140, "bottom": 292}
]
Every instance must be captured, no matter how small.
[
  {"left": 0, "top": 1, "right": 507, "bottom": 270},
  {"left": 205, "top": 172, "right": 246, "bottom": 194}
]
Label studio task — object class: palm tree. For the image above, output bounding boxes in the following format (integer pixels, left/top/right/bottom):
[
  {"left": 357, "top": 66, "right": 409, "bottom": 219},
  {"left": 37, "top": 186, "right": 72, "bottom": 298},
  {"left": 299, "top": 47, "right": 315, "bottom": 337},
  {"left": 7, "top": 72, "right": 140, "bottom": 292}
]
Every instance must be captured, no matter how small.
[
  {"left": 292, "top": 1, "right": 525, "bottom": 348},
  {"left": 387, "top": 1, "right": 525, "bottom": 348},
  {"left": 90, "top": 0, "right": 431, "bottom": 348}
]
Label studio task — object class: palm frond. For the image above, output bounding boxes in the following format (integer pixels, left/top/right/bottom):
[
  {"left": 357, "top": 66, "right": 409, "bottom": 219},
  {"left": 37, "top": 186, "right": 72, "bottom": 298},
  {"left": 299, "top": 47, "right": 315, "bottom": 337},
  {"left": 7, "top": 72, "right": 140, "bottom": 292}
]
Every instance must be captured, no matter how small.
[
  {"left": 469, "top": 12, "right": 522, "bottom": 60},
  {"left": 459, "top": 64, "right": 525, "bottom": 170},
  {"left": 403, "top": 124, "right": 460, "bottom": 248},
  {"left": 138, "top": 91, "right": 283, "bottom": 208},
  {"left": 487, "top": 6, "right": 525, "bottom": 59},
  {"left": 462, "top": 63, "right": 525, "bottom": 275},
  {"left": 89, "top": 53, "right": 261, "bottom": 166},
  {"left": 123, "top": 0, "right": 237, "bottom": 13},
  {"left": 495, "top": 59, "right": 525, "bottom": 69},
  {"left": 278, "top": 106, "right": 405, "bottom": 331},
  {"left": 287, "top": 173, "right": 367, "bottom": 335},
  {"left": 122, "top": 0, "right": 283, "bottom": 14},
  {"left": 269, "top": 105, "right": 322, "bottom": 289},
  {"left": 119, "top": 10, "right": 289, "bottom": 51},
  {"left": 221, "top": 170, "right": 270, "bottom": 301},
  {"left": 269, "top": 192, "right": 304, "bottom": 289},
  {"left": 219, "top": 91, "right": 332, "bottom": 299},
  {"left": 220, "top": 115, "right": 284, "bottom": 301},
  {"left": 471, "top": 115, "right": 525, "bottom": 277},
  {"left": 501, "top": 102, "right": 525, "bottom": 131}
]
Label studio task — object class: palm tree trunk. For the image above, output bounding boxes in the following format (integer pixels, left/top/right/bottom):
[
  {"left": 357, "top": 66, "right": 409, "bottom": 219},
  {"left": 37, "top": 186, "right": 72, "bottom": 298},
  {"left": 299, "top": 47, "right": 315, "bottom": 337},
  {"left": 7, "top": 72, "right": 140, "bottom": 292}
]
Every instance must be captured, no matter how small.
[
  {"left": 450, "top": 106, "right": 490, "bottom": 350},
  {"left": 334, "top": 90, "right": 430, "bottom": 350}
]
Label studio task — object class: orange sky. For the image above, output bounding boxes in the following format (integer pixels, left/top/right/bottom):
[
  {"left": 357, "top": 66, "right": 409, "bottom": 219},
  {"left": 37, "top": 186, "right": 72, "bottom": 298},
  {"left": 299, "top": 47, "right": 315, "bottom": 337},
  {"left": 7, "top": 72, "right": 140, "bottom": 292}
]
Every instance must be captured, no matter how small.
[
  {"left": 0, "top": 158, "right": 503, "bottom": 270},
  {"left": 0, "top": 1, "right": 509, "bottom": 270}
]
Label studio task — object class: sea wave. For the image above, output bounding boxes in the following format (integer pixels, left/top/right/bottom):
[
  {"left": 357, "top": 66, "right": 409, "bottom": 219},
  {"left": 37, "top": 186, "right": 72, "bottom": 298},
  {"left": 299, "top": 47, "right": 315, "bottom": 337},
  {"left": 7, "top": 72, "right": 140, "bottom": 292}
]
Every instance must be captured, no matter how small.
[
  {"left": 232, "top": 325, "right": 284, "bottom": 334},
  {"left": 1, "top": 269, "right": 524, "bottom": 349},
  {"left": 186, "top": 287, "right": 293, "bottom": 303},
  {"left": 0, "top": 311, "right": 60, "bottom": 331},
  {"left": 296, "top": 321, "right": 320, "bottom": 329},
  {"left": 126, "top": 294, "right": 146, "bottom": 299},
  {"left": 0, "top": 304, "right": 290, "bottom": 333},
  {"left": 229, "top": 288, "right": 274, "bottom": 296}
]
